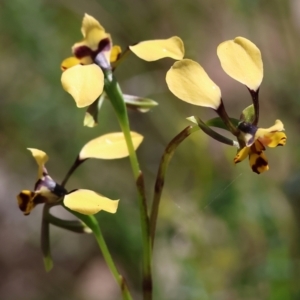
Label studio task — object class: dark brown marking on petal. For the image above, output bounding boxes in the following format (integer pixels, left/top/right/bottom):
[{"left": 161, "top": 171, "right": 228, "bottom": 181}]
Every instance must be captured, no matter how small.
[
  {"left": 277, "top": 137, "right": 287, "bottom": 146},
  {"left": 33, "top": 194, "right": 48, "bottom": 205},
  {"left": 74, "top": 45, "right": 93, "bottom": 59},
  {"left": 17, "top": 191, "right": 39, "bottom": 215},
  {"left": 17, "top": 191, "right": 33, "bottom": 212},
  {"left": 251, "top": 156, "right": 268, "bottom": 174},
  {"left": 90, "top": 38, "right": 112, "bottom": 62},
  {"left": 98, "top": 38, "right": 111, "bottom": 53}
]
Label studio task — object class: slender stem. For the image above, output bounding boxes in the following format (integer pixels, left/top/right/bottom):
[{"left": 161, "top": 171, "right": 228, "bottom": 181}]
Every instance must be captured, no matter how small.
[
  {"left": 66, "top": 210, "right": 133, "bottom": 300},
  {"left": 104, "top": 75, "right": 152, "bottom": 300},
  {"left": 248, "top": 88, "right": 260, "bottom": 126},
  {"left": 41, "top": 204, "right": 53, "bottom": 272},
  {"left": 150, "top": 125, "right": 199, "bottom": 247},
  {"left": 111, "top": 47, "right": 131, "bottom": 70},
  {"left": 61, "top": 156, "right": 86, "bottom": 188},
  {"left": 93, "top": 223, "right": 133, "bottom": 300},
  {"left": 215, "top": 100, "right": 239, "bottom": 136}
]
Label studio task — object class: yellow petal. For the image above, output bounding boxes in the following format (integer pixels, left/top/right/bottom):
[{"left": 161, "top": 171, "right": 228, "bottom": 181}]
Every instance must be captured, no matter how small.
[
  {"left": 61, "top": 64, "right": 104, "bottom": 108},
  {"left": 258, "top": 131, "right": 287, "bottom": 148},
  {"left": 64, "top": 189, "right": 119, "bottom": 215},
  {"left": 217, "top": 37, "right": 263, "bottom": 91},
  {"left": 255, "top": 119, "right": 285, "bottom": 141},
  {"left": 253, "top": 140, "right": 265, "bottom": 152},
  {"left": 79, "top": 132, "right": 144, "bottom": 160},
  {"left": 75, "top": 14, "right": 110, "bottom": 53},
  {"left": 234, "top": 147, "right": 250, "bottom": 164},
  {"left": 61, "top": 57, "right": 81, "bottom": 71},
  {"left": 110, "top": 45, "right": 122, "bottom": 63},
  {"left": 129, "top": 36, "right": 184, "bottom": 61},
  {"left": 249, "top": 151, "right": 269, "bottom": 174},
  {"left": 166, "top": 59, "right": 221, "bottom": 109},
  {"left": 27, "top": 148, "right": 48, "bottom": 179},
  {"left": 81, "top": 13, "right": 105, "bottom": 38}
]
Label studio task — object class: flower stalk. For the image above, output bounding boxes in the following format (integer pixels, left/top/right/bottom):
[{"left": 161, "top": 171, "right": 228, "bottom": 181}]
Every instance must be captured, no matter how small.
[
  {"left": 103, "top": 71, "right": 152, "bottom": 300},
  {"left": 67, "top": 209, "right": 133, "bottom": 300},
  {"left": 150, "top": 125, "right": 199, "bottom": 246}
]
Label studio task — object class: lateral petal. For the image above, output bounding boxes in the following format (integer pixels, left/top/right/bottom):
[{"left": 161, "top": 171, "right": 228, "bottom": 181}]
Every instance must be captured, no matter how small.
[
  {"left": 217, "top": 37, "right": 263, "bottom": 91},
  {"left": 166, "top": 59, "right": 221, "bottom": 109},
  {"left": 64, "top": 189, "right": 119, "bottom": 215},
  {"left": 249, "top": 151, "right": 269, "bottom": 174},
  {"left": 79, "top": 132, "right": 144, "bottom": 160},
  {"left": 129, "top": 36, "right": 184, "bottom": 61},
  {"left": 61, "top": 64, "right": 104, "bottom": 108},
  {"left": 27, "top": 148, "right": 48, "bottom": 179}
]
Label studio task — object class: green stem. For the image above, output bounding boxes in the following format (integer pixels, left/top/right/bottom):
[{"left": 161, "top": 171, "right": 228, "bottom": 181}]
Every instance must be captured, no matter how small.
[
  {"left": 61, "top": 156, "right": 86, "bottom": 188},
  {"left": 41, "top": 204, "right": 53, "bottom": 272},
  {"left": 150, "top": 125, "right": 199, "bottom": 247},
  {"left": 248, "top": 88, "right": 260, "bottom": 126},
  {"left": 215, "top": 100, "right": 239, "bottom": 136},
  {"left": 104, "top": 74, "right": 152, "bottom": 300},
  {"left": 67, "top": 209, "right": 133, "bottom": 300}
]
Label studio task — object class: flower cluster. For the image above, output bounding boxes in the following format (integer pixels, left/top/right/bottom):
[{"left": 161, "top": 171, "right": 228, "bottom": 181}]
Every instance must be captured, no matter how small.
[
  {"left": 166, "top": 37, "right": 286, "bottom": 174},
  {"left": 17, "top": 17, "right": 287, "bottom": 216}
]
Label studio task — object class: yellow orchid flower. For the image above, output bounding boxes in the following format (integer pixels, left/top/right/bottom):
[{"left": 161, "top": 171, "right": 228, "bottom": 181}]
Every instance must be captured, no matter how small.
[
  {"left": 61, "top": 13, "right": 184, "bottom": 108},
  {"left": 166, "top": 37, "right": 286, "bottom": 174},
  {"left": 17, "top": 132, "right": 143, "bottom": 215},
  {"left": 234, "top": 120, "right": 286, "bottom": 173},
  {"left": 17, "top": 148, "right": 119, "bottom": 216}
]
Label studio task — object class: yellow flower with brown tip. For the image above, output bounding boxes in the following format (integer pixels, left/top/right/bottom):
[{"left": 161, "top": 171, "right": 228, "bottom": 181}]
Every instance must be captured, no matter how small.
[
  {"left": 166, "top": 37, "right": 286, "bottom": 174},
  {"left": 17, "top": 148, "right": 119, "bottom": 216},
  {"left": 17, "top": 132, "right": 143, "bottom": 215},
  {"left": 61, "top": 13, "right": 184, "bottom": 108},
  {"left": 234, "top": 120, "right": 286, "bottom": 174}
]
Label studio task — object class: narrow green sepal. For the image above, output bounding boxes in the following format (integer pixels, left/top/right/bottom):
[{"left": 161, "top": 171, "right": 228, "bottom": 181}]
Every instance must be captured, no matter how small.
[
  {"left": 240, "top": 104, "right": 255, "bottom": 123},
  {"left": 187, "top": 116, "right": 239, "bottom": 130},
  {"left": 187, "top": 116, "right": 239, "bottom": 147},
  {"left": 46, "top": 212, "right": 92, "bottom": 234},
  {"left": 122, "top": 94, "right": 158, "bottom": 113},
  {"left": 103, "top": 93, "right": 158, "bottom": 113}
]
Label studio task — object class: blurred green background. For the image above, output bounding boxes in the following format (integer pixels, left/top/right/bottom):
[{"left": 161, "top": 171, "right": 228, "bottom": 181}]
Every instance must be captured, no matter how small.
[{"left": 1, "top": 0, "right": 300, "bottom": 299}]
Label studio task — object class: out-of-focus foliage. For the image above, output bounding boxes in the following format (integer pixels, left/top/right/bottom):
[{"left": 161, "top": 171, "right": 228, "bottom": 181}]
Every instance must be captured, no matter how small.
[{"left": 1, "top": 0, "right": 300, "bottom": 299}]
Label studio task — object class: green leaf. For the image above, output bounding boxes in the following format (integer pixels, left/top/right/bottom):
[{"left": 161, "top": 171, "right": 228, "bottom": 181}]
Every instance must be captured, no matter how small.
[
  {"left": 240, "top": 104, "right": 255, "bottom": 123},
  {"left": 206, "top": 117, "right": 239, "bottom": 130},
  {"left": 104, "top": 93, "right": 158, "bottom": 113}
]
